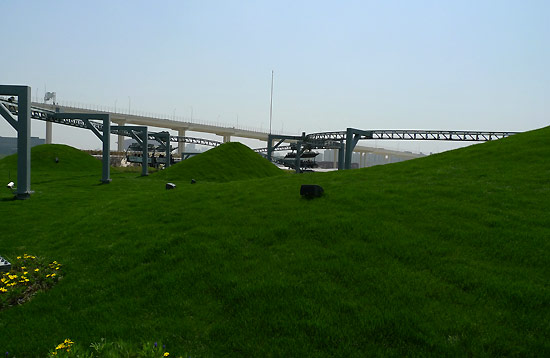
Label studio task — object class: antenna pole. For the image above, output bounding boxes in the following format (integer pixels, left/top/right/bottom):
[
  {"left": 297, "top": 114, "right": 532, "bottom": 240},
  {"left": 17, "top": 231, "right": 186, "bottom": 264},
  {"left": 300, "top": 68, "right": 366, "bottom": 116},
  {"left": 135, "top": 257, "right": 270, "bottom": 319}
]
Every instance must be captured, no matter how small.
[{"left": 269, "top": 70, "right": 274, "bottom": 134}]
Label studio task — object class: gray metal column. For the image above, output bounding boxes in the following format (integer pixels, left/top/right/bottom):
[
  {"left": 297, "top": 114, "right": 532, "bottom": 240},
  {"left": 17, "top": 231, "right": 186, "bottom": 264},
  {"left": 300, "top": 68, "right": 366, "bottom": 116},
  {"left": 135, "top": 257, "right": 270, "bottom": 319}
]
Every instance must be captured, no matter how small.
[
  {"left": 267, "top": 134, "right": 273, "bottom": 162},
  {"left": 141, "top": 129, "right": 149, "bottom": 176},
  {"left": 338, "top": 142, "right": 345, "bottom": 170},
  {"left": 294, "top": 142, "right": 302, "bottom": 174},
  {"left": 101, "top": 115, "right": 111, "bottom": 183},
  {"left": 0, "top": 85, "right": 32, "bottom": 199},
  {"left": 17, "top": 87, "right": 31, "bottom": 198},
  {"left": 345, "top": 128, "right": 353, "bottom": 169}
]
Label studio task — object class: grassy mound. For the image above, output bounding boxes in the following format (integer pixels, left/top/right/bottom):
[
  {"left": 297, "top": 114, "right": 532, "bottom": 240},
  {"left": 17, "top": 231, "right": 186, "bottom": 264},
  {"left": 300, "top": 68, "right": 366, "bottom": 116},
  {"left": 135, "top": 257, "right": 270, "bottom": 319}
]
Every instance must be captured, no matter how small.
[
  {"left": 0, "top": 144, "right": 102, "bottom": 182},
  {"left": 0, "top": 127, "right": 548, "bottom": 356},
  {"left": 156, "top": 142, "right": 284, "bottom": 182}
]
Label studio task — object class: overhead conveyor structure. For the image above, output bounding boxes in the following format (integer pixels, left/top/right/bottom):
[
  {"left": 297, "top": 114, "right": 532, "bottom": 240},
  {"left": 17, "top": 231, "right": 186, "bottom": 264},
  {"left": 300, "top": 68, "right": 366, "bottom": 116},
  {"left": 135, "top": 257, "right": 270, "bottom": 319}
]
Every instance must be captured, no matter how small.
[
  {"left": 0, "top": 86, "right": 224, "bottom": 199},
  {"left": 261, "top": 128, "right": 518, "bottom": 171}
]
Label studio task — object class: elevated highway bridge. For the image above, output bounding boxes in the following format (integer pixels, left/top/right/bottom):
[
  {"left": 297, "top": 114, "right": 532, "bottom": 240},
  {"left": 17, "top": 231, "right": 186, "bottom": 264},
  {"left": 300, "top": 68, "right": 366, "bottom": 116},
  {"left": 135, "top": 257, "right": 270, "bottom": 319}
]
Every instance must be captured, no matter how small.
[{"left": 32, "top": 102, "right": 269, "bottom": 153}]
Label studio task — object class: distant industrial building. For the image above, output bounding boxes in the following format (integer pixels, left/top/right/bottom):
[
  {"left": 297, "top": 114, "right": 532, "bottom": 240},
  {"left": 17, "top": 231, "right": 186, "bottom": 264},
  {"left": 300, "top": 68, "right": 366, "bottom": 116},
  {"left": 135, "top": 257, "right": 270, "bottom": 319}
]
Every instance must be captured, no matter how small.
[{"left": 0, "top": 136, "right": 45, "bottom": 155}]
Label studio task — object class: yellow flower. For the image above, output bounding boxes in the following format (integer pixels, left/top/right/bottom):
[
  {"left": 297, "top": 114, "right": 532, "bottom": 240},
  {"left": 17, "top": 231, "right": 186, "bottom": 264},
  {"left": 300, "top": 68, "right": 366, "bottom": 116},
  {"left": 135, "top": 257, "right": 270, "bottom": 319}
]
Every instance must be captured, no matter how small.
[
  {"left": 35, "top": 268, "right": 40, "bottom": 272},
  {"left": 0, "top": 287, "right": 7, "bottom": 293},
  {"left": 21, "top": 266, "right": 26, "bottom": 269},
  {"left": 23, "top": 271, "right": 28, "bottom": 275},
  {"left": 164, "top": 353, "right": 170, "bottom": 357},
  {"left": 56, "top": 343, "right": 66, "bottom": 350},
  {"left": 17, "top": 256, "right": 21, "bottom": 259},
  {"left": 51, "top": 273, "right": 57, "bottom": 277},
  {"left": 64, "top": 338, "right": 74, "bottom": 345}
]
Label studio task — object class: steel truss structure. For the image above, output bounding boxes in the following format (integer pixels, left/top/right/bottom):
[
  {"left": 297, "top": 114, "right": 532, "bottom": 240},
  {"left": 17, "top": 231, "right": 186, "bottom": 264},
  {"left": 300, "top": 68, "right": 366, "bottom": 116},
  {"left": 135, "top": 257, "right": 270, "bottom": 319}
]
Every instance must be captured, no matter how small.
[{"left": 308, "top": 129, "right": 516, "bottom": 142}]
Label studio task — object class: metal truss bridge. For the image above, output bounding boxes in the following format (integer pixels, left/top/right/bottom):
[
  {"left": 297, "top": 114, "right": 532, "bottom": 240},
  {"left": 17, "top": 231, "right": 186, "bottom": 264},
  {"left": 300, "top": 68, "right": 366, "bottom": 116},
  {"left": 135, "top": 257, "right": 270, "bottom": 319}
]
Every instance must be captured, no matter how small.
[
  {"left": 307, "top": 129, "right": 515, "bottom": 142},
  {"left": 264, "top": 127, "right": 518, "bottom": 172}
]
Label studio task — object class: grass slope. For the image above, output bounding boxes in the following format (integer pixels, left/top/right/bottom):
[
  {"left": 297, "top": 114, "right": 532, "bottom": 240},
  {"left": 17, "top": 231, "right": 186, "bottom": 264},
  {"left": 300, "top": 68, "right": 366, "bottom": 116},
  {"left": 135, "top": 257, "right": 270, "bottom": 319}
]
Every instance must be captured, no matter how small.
[
  {"left": 0, "top": 144, "right": 102, "bottom": 183},
  {"left": 0, "top": 127, "right": 548, "bottom": 357},
  {"left": 155, "top": 142, "right": 284, "bottom": 182}
]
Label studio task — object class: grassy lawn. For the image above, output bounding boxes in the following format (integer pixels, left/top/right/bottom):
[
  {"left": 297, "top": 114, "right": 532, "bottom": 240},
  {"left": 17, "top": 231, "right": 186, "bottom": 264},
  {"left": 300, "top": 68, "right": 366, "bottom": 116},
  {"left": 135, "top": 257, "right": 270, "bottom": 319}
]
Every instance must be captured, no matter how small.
[{"left": 0, "top": 128, "right": 549, "bottom": 357}]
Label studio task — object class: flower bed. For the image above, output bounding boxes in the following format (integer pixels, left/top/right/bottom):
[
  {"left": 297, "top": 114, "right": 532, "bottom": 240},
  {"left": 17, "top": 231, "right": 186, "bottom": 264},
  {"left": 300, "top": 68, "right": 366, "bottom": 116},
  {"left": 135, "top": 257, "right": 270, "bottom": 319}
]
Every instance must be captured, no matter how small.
[{"left": 0, "top": 254, "right": 62, "bottom": 310}]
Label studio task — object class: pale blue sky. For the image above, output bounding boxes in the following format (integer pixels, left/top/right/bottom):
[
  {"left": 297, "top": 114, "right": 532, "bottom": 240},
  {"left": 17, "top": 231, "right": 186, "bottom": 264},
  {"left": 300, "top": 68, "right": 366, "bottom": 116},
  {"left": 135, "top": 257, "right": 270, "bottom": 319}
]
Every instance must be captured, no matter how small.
[{"left": 1, "top": 0, "right": 548, "bottom": 152}]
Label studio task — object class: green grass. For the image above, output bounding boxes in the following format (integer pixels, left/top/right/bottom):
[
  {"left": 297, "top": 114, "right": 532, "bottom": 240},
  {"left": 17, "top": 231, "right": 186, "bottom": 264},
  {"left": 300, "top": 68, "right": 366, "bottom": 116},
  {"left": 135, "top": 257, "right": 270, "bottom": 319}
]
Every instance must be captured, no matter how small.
[{"left": 0, "top": 127, "right": 549, "bottom": 357}]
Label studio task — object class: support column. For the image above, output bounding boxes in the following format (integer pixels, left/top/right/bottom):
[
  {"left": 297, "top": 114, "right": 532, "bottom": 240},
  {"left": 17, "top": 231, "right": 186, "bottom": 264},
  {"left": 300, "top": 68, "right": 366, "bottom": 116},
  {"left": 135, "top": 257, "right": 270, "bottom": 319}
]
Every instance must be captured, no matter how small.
[
  {"left": 101, "top": 115, "right": 111, "bottom": 183},
  {"left": 46, "top": 121, "right": 52, "bottom": 144},
  {"left": 267, "top": 134, "right": 273, "bottom": 162},
  {"left": 178, "top": 128, "right": 186, "bottom": 156},
  {"left": 17, "top": 87, "right": 31, "bottom": 198},
  {"left": 116, "top": 121, "right": 125, "bottom": 152},
  {"left": 141, "top": 130, "right": 149, "bottom": 176},
  {"left": 333, "top": 149, "right": 338, "bottom": 169},
  {"left": 338, "top": 142, "right": 345, "bottom": 170},
  {"left": 0, "top": 85, "right": 32, "bottom": 199},
  {"left": 294, "top": 142, "right": 302, "bottom": 174},
  {"left": 223, "top": 135, "right": 231, "bottom": 143}
]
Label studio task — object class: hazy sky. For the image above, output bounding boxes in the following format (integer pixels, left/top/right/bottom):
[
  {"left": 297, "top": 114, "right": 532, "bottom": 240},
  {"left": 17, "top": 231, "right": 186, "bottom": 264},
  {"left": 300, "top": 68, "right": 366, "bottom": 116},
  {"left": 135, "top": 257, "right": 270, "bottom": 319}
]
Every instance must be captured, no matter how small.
[{"left": 1, "top": 0, "right": 548, "bottom": 153}]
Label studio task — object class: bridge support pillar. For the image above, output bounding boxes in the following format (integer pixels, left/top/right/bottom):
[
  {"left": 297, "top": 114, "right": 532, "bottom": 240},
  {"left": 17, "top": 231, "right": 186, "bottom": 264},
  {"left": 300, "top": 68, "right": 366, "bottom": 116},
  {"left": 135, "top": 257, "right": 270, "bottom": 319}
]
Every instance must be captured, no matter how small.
[
  {"left": 116, "top": 121, "right": 125, "bottom": 152},
  {"left": 223, "top": 135, "right": 231, "bottom": 143},
  {"left": 46, "top": 121, "right": 52, "bottom": 144},
  {"left": 178, "top": 129, "right": 186, "bottom": 155}
]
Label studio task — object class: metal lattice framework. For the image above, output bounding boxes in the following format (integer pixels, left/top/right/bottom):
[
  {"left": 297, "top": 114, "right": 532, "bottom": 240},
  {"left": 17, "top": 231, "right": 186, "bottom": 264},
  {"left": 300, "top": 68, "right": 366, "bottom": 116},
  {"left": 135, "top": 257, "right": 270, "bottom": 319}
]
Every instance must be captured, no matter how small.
[
  {"left": 307, "top": 129, "right": 517, "bottom": 142},
  {"left": 170, "top": 135, "right": 221, "bottom": 147}
]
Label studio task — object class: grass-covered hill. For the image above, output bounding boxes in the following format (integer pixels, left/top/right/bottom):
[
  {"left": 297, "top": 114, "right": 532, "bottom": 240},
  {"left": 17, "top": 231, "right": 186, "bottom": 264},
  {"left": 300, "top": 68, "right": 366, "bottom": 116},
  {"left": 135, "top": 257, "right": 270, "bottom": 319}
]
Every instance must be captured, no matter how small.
[
  {"left": 0, "top": 127, "right": 548, "bottom": 356},
  {"left": 155, "top": 141, "right": 285, "bottom": 182},
  {"left": 0, "top": 144, "right": 102, "bottom": 182}
]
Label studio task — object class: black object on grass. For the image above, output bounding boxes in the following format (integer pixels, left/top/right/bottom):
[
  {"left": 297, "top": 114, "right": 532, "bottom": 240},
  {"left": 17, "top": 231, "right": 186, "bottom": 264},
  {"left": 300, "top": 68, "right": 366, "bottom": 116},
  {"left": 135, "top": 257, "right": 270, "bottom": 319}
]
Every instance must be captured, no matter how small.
[{"left": 300, "top": 184, "right": 324, "bottom": 199}]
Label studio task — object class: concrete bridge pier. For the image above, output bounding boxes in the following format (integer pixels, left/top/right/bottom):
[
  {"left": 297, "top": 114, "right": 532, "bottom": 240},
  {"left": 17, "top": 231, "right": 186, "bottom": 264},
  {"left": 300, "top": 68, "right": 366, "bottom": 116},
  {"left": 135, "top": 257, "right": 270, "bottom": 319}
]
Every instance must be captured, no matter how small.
[
  {"left": 223, "top": 134, "right": 231, "bottom": 143},
  {"left": 46, "top": 121, "right": 52, "bottom": 144},
  {"left": 178, "top": 128, "right": 186, "bottom": 155},
  {"left": 115, "top": 120, "right": 125, "bottom": 152}
]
